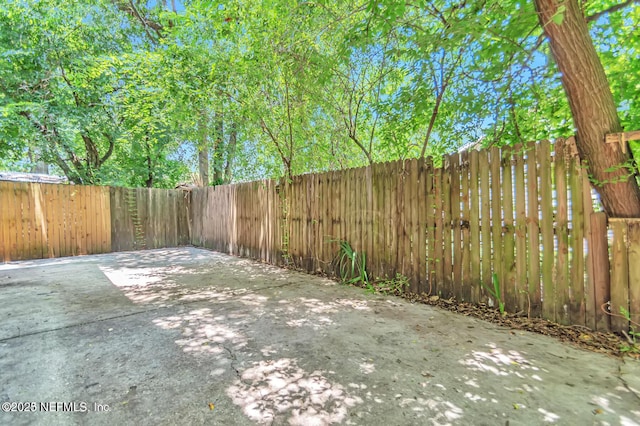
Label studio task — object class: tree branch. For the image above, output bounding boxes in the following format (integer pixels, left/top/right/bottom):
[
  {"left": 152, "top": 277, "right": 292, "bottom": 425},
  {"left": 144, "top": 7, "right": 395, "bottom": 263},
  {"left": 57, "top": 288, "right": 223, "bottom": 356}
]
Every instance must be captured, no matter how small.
[
  {"left": 260, "top": 118, "right": 292, "bottom": 179},
  {"left": 112, "top": 0, "right": 163, "bottom": 43},
  {"left": 348, "top": 133, "right": 374, "bottom": 165},
  {"left": 18, "top": 111, "right": 48, "bottom": 137},
  {"left": 420, "top": 49, "right": 464, "bottom": 158},
  {"left": 99, "top": 133, "right": 115, "bottom": 166},
  {"left": 81, "top": 133, "right": 99, "bottom": 166},
  {"left": 586, "top": 0, "right": 639, "bottom": 22},
  {"left": 48, "top": 37, "right": 83, "bottom": 107},
  {"left": 18, "top": 111, "right": 82, "bottom": 183}
]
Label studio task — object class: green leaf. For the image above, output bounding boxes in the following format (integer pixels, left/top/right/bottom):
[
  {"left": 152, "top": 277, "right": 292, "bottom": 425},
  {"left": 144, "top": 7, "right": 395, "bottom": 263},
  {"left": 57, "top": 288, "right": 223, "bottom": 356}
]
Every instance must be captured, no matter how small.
[{"left": 552, "top": 5, "right": 566, "bottom": 25}]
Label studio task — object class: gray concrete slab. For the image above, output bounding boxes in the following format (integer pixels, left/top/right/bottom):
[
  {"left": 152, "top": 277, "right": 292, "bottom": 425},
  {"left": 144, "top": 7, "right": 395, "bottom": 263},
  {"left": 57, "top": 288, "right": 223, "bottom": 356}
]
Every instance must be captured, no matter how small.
[{"left": 0, "top": 247, "right": 639, "bottom": 425}]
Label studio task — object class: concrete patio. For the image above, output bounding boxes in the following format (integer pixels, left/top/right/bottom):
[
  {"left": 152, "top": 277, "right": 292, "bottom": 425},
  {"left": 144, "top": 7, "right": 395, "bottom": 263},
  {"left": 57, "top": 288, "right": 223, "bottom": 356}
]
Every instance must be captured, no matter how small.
[{"left": 1, "top": 247, "right": 638, "bottom": 425}]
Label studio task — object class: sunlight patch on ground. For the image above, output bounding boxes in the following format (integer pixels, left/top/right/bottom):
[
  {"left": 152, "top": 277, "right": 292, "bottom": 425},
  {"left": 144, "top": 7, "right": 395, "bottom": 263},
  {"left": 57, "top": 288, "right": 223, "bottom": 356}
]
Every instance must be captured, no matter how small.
[
  {"left": 227, "top": 358, "right": 363, "bottom": 425},
  {"left": 359, "top": 359, "right": 375, "bottom": 375},
  {"left": 286, "top": 317, "right": 334, "bottom": 329},
  {"left": 178, "top": 289, "right": 242, "bottom": 303},
  {"left": 591, "top": 394, "right": 625, "bottom": 415},
  {"left": 537, "top": 407, "right": 560, "bottom": 422},
  {"left": 100, "top": 265, "right": 257, "bottom": 305},
  {"left": 261, "top": 345, "right": 278, "bottom": 357},
  {"left": 335, "top": 298, "right": 370, "bottom": 311},
  {"left": 101, "top": 266, "right": 167, "bottom": 286},
  {"left": 464, "top": 377, "right": 480, "bottom": 388},
  {"left": 100, "top": 265, "right": 188, "bottom": 304},
  {"left": 397, "top": 396, "right": 464, "bottom": 425},
  {"left": 296, "top": 297, "right": 340, "bottom": 314},
  {"left": 238, "top": 293, "right": 269, "bottom": 307},
  {"left": 459, "top": 343, "right": 536, "bottom": 378},
  {"left": 272, "top": 296, "right": 370, "bottom": 330},
  {"left": 0, "top": 257, "right": 80, "bottom": 270},
  {"left": 463, "top": 392, "right": 487, "bottom": 402},
  {"left": 153, "top": 307, "right": 249, "bottom": 355},
  {"left": 620, "top": 415, "right": 640, "bottom": 426}
]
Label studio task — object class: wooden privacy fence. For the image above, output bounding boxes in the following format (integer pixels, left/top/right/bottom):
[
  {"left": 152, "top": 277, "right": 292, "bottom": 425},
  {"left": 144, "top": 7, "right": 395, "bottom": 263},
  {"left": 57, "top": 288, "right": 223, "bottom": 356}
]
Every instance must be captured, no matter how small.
[
  {"left": 0, "top": 181, "right": 111, "bottom": 260},
  {"left": 190, "top": 139, "right": 640, "bottom": 333},
  {"left": 190, "top": 180, "right": 283, "bottom": 265},
  {"left": 110, "top": 187, "right": 190, "bottom": 252},
  {"left": 1, "top": 139, "right": 638, "bottom": 333},
  {"left": 0, "top": 182, "right": 190, "bottom": 261}
]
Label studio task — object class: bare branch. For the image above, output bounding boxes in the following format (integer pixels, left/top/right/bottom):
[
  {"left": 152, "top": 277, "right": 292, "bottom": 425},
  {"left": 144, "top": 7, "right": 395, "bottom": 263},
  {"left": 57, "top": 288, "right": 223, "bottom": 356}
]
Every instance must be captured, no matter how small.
[
  {"left": 260, "top": 117, "right": 292, "bottom": 179},
  {"left": 112, "top": 0, "right": 163, "bottom": 43},
  {"left": 420, "top": 48, "right": 464, "bottom": 158},
  {"left": 348, "top": 133, "right": 374, "bottom": 165}
]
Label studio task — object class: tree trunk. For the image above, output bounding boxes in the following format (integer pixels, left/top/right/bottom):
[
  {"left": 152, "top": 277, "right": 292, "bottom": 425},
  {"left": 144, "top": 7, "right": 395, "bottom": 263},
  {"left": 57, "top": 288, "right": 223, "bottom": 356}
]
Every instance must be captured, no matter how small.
[
  {"left": 534, "top": 0, "right": 640, "bottom": 217},
  {"left": 212, "top": 110, "right": 225, "bottom": 185},
  {"left": 144, "top": 136, "right": 153, "bottom": 188},
  {"left": 198, "top": 148, "right": 209, "bottom": 186},
  {"left": 223, "top": 122, "right": 237, "bottom": 183},
  {"left": 197, "top": 112, "right": 209, "bottom": 186}
]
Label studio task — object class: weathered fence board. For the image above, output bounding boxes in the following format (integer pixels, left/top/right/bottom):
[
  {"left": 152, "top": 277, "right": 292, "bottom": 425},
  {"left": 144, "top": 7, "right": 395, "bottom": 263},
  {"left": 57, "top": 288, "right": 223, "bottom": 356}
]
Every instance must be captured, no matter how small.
[
  {"left": 608, "top": 220, "right": 629, "bottom": 329},
  {"left": 502, "top": 147, "right": 516, "bottom": 310},
  {"left": 425, "top": 159, "right": 436, "bottom": 294},
  {"left": 490, "top": 147, "right": 503, "bottom": 307},
  {"left": 479, "top": 149, "right": 491, "bottom": 301},
  {"left": 539, "top": 140, "right": 555, "bottom": 322},
  {"left": 554, "top": 140, "right": 570, "bottom": 324},
  {"left": 420, "top": 160, "right": 430, "bottom": 292},
  {"left": 591, "top": 212, "right": 611, "bottom": 331},
  {"left": 513, "top": 145, "right": 527, "bottom": 313},
  {"left": 460, "top": 151, "right": 471, "bottom": 302},
  {"left": 391, "top": 161, "right": 401, "bottom": 277},
  {"left": 569, "top": 155, "right": 586, "bottom": 326},
  {"left": 451, "top": 153, "right": 462, "bottom": 299},
  {"left": 442, "top": 157, "right": 453, "bottom": 298},
  {"left": 469, "top": 150, "right": 481, "bottom": 304},
  {"left": 526, "top": 142, "right": 542, "bottom": 316}
]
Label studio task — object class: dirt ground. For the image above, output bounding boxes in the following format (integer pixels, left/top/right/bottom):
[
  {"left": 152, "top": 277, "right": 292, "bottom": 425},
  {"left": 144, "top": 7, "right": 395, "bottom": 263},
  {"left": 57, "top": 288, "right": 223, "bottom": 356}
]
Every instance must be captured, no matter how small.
[{"left": 1, "top": 247, "right": 639, "bottom": 426}]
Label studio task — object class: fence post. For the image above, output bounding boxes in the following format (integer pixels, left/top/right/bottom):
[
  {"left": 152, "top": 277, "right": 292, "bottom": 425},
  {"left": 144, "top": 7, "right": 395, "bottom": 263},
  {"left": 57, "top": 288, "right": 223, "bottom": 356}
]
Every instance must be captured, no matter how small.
[{"left": 589, "top": 211, "right": 611, "bottom": 331}]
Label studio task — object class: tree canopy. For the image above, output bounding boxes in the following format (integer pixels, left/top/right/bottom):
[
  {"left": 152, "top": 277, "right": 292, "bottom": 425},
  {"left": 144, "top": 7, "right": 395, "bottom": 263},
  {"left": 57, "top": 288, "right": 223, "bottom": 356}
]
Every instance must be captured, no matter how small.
[{"left": 1, "top": 0, "right": 639, "bottom": 199}]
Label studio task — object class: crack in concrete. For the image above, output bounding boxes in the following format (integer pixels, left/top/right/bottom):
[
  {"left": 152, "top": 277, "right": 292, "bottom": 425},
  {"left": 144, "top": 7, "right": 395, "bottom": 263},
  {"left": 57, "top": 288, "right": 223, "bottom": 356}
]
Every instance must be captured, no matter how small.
[
  {"left": 223, "top": 345, "right": 241, "bottom": 379},
  {"left": 250, "top": 281, "right": 301, "bottom": 293},
  {"left": 1, "top": 273, "right": 305, "bottom": 343},
  {"left": 0, "top": 307, "right": 164, "bottom": 343},
  {"left": 0, "top": 286, "right": 271, "bottom": 343},
  {"left": 0, "top": 279, "right": 301, "bottom": 344}
]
